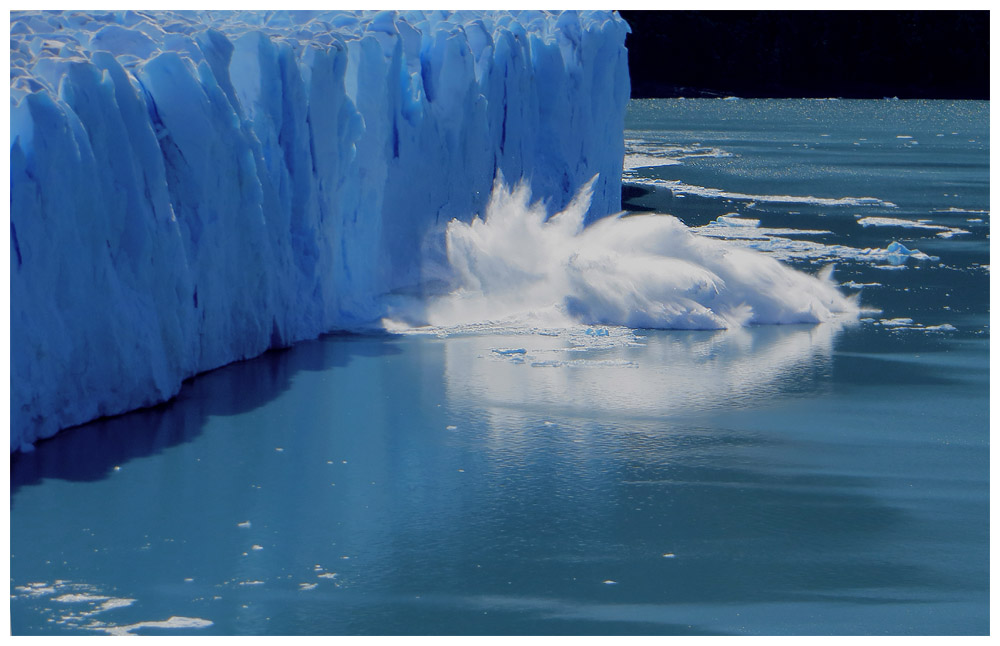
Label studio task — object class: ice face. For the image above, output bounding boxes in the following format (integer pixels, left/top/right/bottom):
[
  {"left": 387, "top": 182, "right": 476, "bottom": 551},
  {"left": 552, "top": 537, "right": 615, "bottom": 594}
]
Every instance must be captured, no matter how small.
[{"left": 10, "top": 10, "right": 630, "bottom": 450}]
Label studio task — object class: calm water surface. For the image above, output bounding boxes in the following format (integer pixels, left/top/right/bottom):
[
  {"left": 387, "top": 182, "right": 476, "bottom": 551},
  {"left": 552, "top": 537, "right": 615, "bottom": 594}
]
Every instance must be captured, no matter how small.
[{"left": 11, "top": 99, "right": 989, "bottom": 635}]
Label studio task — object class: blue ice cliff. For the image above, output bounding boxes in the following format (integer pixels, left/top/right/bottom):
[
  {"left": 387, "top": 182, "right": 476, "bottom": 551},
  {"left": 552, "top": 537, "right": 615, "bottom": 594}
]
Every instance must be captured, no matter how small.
[
  {"left": 11, "top": 11, "right": 858, "bottom": 452},
  {"left": 10, "top": 10, "right": 631, "bottom": 450}
]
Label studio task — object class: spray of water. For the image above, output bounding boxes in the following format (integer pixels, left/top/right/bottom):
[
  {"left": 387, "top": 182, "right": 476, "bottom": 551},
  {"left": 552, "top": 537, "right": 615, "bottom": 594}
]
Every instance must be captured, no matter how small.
[{"left": 418, "top": 175, "right": 857, "bottom": 330}]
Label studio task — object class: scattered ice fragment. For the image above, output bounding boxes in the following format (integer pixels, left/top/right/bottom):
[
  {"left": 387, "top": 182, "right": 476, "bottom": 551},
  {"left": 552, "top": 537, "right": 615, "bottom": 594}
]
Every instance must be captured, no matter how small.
[
  {"left": 662, "top": 553, "right": 676, "bottom": 558},
  {"left": 857, "top": 217, "right": 968, "bottom": 238},
  {"left": 885, "top": 241, "right": 937, "bottom": 265},
  {"left": 238, "top": 581, "right": 264, "bottom": 586},
  {"left": 602, "top": 580, "right": 618, "bottom": 585},
  {"left": 880, "top": 318, "right": 914, "bottom": 327},
  {"left": 94, "top": 598, "right": 137, "bottom": 613},
  {"left": 98, "top": 617, "right": 214, "bottom": 635},
  {"left": 299, "top": 583, "right": 318, "bottom": 591},
  {"left": 923, "top": 324, "right": 957, "bottom": 332},
  {"left": 627, "top": 178, "right": 897, "bottom": 208},
  {"left": 237, "top": 521, "right": 251, "bottom": 529},
  {"left": 493, "top": 348, "right": 527, "bottom": 355},
  {"left": 275, "top": 448, "right": 284, "bottom": 452},
  {"left": 53, "top": 593, "right": 110, "bottom": 603},
  {"left": 251, "top": 545, "right": 263, "bottom": 551},
  {"left": 446, "top": 425, "right": 457, "bottom": 430},
  {"left": 317, "top": 573, "right": 338, "bottom": 579}
]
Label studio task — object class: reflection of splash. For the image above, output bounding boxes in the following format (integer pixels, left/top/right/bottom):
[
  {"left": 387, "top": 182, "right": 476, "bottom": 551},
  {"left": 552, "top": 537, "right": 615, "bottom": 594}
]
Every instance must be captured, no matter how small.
[
  {"left": 422, "top": 176, "right": 856, "bottom": 331},
  {"left": 11, "top": 579, "right": 212, "bottom": 635},
  {"left": 442, "top": 322, "right": 845, "bottom": 428}
]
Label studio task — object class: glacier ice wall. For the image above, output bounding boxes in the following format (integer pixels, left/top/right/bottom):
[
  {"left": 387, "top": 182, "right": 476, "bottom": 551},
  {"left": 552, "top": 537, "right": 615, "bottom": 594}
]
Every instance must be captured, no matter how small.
[{"left": 10, "top": 10, "right": 630, "bottom": 450}]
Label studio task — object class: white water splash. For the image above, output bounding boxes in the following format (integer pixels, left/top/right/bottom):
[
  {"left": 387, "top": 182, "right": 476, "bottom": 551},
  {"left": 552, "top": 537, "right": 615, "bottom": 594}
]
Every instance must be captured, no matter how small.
[{"left": 419, "top": 176, "right": 857, "bottom": 331}]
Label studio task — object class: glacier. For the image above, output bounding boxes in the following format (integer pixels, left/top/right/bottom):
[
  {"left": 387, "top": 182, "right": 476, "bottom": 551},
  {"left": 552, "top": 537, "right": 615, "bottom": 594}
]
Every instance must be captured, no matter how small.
[
  {"left": 10, "top": 10, "right": 630, "bottom": 450},
  {"left": 9, "top": 10, "right": 857, "bottom": 453}
]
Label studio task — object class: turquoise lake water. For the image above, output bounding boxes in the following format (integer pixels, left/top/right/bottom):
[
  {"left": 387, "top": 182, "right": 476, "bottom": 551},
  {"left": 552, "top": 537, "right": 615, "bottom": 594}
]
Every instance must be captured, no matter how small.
[{"left": 10, "top": 99, "right": 989, "bottom": 635}]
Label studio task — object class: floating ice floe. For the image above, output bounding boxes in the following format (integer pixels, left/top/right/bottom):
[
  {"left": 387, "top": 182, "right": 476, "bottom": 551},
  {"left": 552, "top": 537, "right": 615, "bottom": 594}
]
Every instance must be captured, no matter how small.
[
  {"left": 856, "top": 216, "right": 969, "bottom": 238},
  {"left": 623, "top": 137, "right": 734, "bottom": 170},
  {"left": 492, "top": 348, "right": 528, "bottom": 356},
  {"left": 875, "top": 318, "right": 957, "bottom": 333},
  {"left": 100, "top": 617, "right": 214, "bottom": 636},
  {"left": 691, "top": 216, "right": 937, "bottom": 267},
  {"left": 623, "top": 177, "right": 897, "bottom": 208},
  {"left": 10, "top": 579, "right": 179, "bottom": 635}
]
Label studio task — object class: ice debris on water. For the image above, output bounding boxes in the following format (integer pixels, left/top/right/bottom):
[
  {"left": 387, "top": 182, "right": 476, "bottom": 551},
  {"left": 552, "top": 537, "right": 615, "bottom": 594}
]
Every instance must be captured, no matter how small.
[
  {"left": 877, "top": 318, "right": 957, "bottom": 333},
  {"left": 880, "top": 318, "right": 915, "bottom": 327},
  {"left": 857, "top": 217, "right": 969, "bottom": 238},
  {"left": 884, "top": 241, "right": 938, "bottom": 265}
]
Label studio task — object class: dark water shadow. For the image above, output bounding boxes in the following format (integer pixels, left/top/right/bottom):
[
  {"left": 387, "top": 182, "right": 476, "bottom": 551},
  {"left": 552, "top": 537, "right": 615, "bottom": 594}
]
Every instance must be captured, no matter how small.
[
  {"left": 10, "top": 332, "right": 403, "bottom": 496},
  {"left": 621, "top": 183, "right": 657, "bottom": 212}
]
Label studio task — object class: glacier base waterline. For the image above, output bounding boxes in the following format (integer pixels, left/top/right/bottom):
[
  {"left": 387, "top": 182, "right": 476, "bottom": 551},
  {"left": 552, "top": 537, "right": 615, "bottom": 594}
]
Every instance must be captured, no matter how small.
[{"left": 10, "top": 10, "right": 630, "bottom": 451}]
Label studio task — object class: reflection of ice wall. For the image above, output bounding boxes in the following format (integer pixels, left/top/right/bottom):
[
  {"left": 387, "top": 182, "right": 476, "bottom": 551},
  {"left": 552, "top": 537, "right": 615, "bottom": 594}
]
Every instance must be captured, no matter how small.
[{"left": 10, "top": 10, "right": 630, "bottom": 450}]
